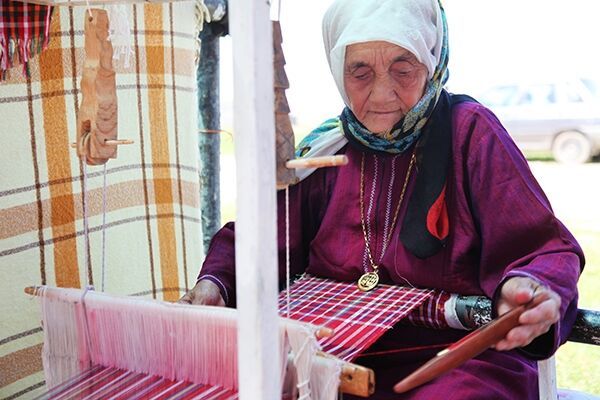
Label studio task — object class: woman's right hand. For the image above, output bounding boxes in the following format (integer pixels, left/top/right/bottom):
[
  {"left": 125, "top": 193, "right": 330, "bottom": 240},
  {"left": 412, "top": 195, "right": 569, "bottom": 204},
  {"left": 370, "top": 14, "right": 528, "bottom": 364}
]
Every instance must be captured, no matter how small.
[{"left": 178, "top": 279, "right": 226, "bottom": 306}]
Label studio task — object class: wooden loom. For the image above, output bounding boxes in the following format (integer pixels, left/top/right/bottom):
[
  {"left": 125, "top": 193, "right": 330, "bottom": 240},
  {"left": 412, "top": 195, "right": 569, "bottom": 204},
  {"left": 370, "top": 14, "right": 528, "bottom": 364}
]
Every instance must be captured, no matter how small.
[
  {"left": 23, "top": 0, "right": 600, "bottom": 398},
  {"left": 25, "top": 1, "right": 367, "bottom": 399}
]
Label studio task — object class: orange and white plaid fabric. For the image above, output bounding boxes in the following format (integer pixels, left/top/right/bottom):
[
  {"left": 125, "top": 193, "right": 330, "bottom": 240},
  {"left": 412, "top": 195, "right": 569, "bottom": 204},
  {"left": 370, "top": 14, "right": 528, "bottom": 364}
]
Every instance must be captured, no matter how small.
[{"left": 0, "top": 4, "right": 202, "bottom": 398}]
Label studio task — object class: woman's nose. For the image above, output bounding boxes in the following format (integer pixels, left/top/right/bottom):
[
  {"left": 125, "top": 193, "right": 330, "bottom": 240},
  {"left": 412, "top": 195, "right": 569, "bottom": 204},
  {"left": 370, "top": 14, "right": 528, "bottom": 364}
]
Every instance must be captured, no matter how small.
[{"left": 370, "top": 74, "right": 398, "bottom": 103}]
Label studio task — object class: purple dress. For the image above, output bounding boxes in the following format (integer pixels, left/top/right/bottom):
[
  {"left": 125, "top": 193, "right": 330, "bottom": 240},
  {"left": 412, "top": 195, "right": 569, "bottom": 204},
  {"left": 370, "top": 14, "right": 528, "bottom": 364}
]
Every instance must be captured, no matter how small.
[{"left": 199, "top": 102, "right": 583, "bottom": 399}]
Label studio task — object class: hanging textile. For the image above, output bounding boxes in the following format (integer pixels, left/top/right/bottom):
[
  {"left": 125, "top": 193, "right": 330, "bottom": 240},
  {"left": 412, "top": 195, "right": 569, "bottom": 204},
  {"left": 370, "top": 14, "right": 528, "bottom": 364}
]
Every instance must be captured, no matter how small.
[
  {"left": 0, "top": 0, "right": 53, "bottom": 79},
  {"left": 279, "top": 275, "right": 433, "bottom": 361}
]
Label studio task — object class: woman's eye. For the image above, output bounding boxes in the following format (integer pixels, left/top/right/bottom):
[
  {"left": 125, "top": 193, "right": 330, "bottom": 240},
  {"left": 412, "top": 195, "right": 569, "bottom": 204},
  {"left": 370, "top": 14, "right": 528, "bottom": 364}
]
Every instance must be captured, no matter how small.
[{"left": 351, "top": 67, "right": 372, "bottom": 81}]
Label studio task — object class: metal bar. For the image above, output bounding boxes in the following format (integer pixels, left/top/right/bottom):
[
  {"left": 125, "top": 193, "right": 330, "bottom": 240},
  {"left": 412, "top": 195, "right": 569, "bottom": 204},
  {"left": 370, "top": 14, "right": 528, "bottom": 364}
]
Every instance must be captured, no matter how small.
[{"left": 198, "top": 9, "right": 226, "bottom": 252}]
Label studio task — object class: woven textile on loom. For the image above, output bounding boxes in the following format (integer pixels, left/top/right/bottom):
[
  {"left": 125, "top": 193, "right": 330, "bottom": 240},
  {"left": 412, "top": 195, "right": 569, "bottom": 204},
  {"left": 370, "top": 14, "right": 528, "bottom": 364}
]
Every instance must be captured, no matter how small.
[
  {"left": 278, "top": 275, "right": 434, "bottom": 361},
  {"left": 0, "top": 3, "right": 202, "bottom": 398},
  {"left": 28, "top": 278, "right": 432, "bottom": 400}
]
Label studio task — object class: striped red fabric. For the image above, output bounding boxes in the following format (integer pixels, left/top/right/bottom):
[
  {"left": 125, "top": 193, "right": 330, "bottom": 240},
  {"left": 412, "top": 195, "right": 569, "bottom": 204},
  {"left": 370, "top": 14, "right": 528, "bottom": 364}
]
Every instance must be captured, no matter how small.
[
  {"left": 37, "top": 365, "right": 238, "bottom": 400},
  {"left": 278, "top": 275, "right": 433, "bottom": 361},
  {"left": 405, "top": 290, "right": 451, "bottom": 329},
  {"left": 0, "top": 0, "right": 53, "bottom": 77}
]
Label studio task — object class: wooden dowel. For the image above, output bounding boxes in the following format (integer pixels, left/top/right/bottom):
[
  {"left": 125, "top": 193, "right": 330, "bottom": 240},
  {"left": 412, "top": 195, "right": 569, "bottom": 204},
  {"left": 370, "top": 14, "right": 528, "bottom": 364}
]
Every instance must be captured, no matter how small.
[
  {"left": 317, "top": 351, "right": 375, "bottom": 397},
  {"left": 24, "top": 286, "right": 39, "bottom": 296},
  {"left": 315, "top": 327, "right": 334, "bottom": 339},
  {"left": 286, "top": 155, "right": 348, "bottom": 170},
  {"left": 71, "top": 139, "right": 134, "bottom": 148},
  {"left": 104, "top": 139, "right": 134, "bottom": 146}
]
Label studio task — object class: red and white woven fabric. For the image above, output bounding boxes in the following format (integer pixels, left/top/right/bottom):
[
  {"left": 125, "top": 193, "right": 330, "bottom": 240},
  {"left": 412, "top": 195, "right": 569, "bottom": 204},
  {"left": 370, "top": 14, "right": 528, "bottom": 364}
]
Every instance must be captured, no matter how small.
[
  {"left": 278, "top": 275, "right": 433, "bottom": 361},
  {"left": 38, "top": 365, "right": 238, "bottom": 400},
  {"left": 405, "top": 290, "right": 452, "bottom": 329}
]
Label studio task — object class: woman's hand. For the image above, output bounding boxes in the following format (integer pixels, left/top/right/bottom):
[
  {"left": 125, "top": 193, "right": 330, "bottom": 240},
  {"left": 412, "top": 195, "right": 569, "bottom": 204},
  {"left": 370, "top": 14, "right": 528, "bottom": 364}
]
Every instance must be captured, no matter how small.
[
  {"left": 494, "top": 276, "right": 561, "bottom": 351},
  {"left": 178, "top": 279, "right": 226, "bottom": 306}
]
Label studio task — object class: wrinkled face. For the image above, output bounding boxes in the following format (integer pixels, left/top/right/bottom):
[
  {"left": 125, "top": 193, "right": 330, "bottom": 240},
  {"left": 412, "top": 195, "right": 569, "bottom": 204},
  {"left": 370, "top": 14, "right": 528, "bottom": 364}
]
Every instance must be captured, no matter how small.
[{"left": 344, "top": 41, "right": 428, "bottom": 134}]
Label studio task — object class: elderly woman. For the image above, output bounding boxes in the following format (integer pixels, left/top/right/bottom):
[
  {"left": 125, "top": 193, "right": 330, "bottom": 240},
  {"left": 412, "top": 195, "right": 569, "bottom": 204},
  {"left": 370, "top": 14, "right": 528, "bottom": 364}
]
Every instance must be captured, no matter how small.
[{"left": 181, "top": 0, "right": 583, "bottom": 398}]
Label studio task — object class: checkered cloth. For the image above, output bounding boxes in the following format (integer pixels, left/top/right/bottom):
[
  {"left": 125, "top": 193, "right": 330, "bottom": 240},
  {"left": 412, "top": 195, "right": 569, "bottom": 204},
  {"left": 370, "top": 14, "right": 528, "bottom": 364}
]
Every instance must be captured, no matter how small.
[
  {"left": 278, "top": 276, "right": 433, "bottom": 361},
  {"left": 0, "top": 4, "right": 202, "bottom": 398},
  {"left": 0, "top": 0, "right": 53, "bottom": 79}
]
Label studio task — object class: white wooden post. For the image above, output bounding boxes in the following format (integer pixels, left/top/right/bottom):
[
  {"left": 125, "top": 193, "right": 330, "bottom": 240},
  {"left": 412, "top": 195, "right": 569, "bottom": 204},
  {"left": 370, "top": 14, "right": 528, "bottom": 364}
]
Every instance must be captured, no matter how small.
[
  {"left": 538, "top": 357, "right": 558, "bottom": 400},
  {"left": 230, "top": 1, "right": 280, "bottom": 399}
]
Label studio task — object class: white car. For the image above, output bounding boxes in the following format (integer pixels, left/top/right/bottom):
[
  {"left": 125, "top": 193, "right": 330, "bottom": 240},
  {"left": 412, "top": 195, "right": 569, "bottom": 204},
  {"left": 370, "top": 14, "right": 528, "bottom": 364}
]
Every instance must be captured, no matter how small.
[{"left": 476, "top": 78, "right": 600, "bottom": 163}]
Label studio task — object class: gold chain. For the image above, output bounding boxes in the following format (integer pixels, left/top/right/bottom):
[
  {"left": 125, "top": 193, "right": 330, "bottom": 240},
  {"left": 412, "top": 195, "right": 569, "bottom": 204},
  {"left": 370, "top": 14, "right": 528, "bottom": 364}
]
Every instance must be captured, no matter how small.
[{"left": 359, "top": 151, "right": 416, "bottom": 274}]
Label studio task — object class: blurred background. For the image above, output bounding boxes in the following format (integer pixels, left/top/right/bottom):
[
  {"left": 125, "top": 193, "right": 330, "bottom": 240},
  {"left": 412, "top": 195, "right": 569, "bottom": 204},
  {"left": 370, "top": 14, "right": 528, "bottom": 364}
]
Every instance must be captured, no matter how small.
[{"left": 215, "top": 0, "right": 600, "bottom": 394}]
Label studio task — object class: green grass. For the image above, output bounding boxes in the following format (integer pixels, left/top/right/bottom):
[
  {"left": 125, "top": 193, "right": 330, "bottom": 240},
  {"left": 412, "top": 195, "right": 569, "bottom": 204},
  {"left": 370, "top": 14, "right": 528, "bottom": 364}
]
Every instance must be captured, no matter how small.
[{"left": 555, "top": 228, "right": 600, "bottom": 395}]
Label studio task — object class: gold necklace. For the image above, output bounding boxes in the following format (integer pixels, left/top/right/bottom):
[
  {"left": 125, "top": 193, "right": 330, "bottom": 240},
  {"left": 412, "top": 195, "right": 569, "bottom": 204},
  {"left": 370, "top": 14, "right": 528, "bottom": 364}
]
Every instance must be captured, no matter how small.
[{"left": 357, "top": 151, "right": 416, "bottom": 292}]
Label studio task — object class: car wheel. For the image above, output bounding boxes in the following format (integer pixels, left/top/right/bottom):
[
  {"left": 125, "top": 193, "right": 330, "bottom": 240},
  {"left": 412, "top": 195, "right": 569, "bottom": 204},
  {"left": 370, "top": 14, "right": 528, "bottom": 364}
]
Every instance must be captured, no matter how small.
[{"left": 552, "top": 131, "right": 592, "bottom": 164}]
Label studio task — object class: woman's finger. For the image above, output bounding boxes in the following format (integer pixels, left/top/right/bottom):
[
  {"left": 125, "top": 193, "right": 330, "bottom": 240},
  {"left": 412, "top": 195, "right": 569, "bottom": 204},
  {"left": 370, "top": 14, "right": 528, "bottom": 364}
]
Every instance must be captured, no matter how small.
[{"left": 519, "top": 298, "right": 560, "bottom": 325}]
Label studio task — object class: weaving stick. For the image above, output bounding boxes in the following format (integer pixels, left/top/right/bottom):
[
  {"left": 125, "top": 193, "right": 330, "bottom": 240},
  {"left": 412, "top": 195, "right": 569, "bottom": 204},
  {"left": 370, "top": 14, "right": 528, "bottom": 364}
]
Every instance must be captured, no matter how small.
[
  {"left": 286, "top": 155, "right": 349, "bottom": 169},
  {"left": 393, "top": 293, "right": 549, "bottom": 393}
]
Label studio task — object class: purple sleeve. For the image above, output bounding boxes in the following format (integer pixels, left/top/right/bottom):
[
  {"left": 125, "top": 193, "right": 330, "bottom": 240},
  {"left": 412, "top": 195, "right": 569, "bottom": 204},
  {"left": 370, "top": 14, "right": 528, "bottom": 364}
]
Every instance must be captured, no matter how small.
[
  {"left": 197, "top": 168, "right": 335, "bottom": 307},
  {"left": 460, "top": 103, "right": 584, "bottom": 358}
]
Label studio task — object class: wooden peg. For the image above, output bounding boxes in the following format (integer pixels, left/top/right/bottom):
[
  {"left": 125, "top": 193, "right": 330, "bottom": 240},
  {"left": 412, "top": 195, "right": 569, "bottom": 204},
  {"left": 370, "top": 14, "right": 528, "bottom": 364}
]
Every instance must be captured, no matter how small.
[
  {"left": 286, "top": 155, "right": 349, "bottom": 170},
  {"left": 71, "top": 139, "right": 133, "bottom": 148},
  {"left": 315, "top": 327, "right": 334, "bottom": 339},
  {"left": 24, "top": 286, "right": 39, "bottom": 296}
]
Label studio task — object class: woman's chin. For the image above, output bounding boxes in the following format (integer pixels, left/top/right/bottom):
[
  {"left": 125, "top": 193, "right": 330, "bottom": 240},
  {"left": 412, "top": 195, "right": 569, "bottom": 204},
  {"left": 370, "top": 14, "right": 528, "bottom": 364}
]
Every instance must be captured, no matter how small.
[
  {"left": 364, "top": 120, "right": 400, "bottom": 135},
  {"left": 361, "top": 113, "right": 403, "bottom": 134}
]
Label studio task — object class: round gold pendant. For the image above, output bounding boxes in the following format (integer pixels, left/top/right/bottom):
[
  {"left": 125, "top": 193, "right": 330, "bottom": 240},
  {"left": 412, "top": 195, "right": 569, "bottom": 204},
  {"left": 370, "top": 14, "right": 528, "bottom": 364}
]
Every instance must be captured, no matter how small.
[{"left": 357, "top": 272, "right": 379, "bottom": 292}]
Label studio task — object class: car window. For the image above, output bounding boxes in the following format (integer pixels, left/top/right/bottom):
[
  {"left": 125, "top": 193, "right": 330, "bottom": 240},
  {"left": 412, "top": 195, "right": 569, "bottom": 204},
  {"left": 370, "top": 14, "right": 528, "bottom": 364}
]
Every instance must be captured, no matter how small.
[
  {"left": 479, "top": 86, "right": 518, "bottom": 107},
  {"left": 562, "top": 83, "right": 584, "bottom": 103},
  {"left": 581, "top": 78, "right": 600, "bottom": 99},
  {"left": 516, "top": 84, "right": 555, "bottom": 106}
]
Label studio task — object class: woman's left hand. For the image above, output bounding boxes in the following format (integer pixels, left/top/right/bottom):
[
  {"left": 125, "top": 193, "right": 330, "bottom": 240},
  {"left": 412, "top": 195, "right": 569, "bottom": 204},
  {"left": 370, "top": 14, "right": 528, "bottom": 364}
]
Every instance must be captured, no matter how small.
[{"left": 494, "top": 276, "right": 561, "bottom": 351}]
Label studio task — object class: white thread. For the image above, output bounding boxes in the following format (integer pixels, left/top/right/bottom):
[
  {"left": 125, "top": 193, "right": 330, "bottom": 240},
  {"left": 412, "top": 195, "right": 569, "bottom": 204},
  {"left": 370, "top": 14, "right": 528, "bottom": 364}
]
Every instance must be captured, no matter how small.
[
  {"left": 285, "top": 186, "right": 291, "bottom": 318},
  {"left": 82, "top": 160, "right": 91, "bottom": 287},
  {"left": 310, "top": 356, "right": 342, "bottom": 400},
  {"left": 287, "top": 322, "right": 320, "bottom": 400},
  {"left": 101, "top": 164, "right": 107, "bottom": 292},
  {"left": 84, "top": 0, "right": 93, "bottom": 19},
  {"left": 107, "top": 5, "right": 133, "bottom": 69}
]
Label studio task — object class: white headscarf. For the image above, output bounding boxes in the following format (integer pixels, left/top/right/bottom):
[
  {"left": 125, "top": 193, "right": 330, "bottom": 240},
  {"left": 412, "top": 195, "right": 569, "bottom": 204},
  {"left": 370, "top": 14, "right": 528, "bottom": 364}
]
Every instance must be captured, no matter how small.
[{"left": 322, "top": 0, "right": 444, "bottom": 106}]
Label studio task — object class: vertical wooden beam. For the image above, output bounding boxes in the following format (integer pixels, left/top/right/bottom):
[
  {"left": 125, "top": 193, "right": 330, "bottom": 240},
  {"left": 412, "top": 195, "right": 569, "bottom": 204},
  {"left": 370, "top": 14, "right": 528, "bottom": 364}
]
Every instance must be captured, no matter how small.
[
  {"left": 538, "top": 357, "right": 558, "bottom": 400},
  {"left": 230, "top": 1, "right": 280, "bottom": 399}
]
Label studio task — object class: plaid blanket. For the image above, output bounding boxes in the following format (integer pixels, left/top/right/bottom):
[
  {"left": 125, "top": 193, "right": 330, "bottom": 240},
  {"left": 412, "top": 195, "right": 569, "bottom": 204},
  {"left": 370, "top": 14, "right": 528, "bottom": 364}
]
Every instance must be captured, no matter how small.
[
  {"left": 279, "top": 276, "right": 433, "bottom": 361},
  {"left": 0, "top": 4, "right": 202, "bottom": 398},
  {"left": 0, "top": 0, "right": 53, "bottom": 79}
]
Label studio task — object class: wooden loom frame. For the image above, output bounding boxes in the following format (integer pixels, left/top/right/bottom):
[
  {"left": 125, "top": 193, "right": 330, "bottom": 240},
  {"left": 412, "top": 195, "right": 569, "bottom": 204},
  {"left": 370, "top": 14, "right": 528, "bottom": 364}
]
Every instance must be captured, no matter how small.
[{"left": 16, "top": 0, "right": 600, "bottom": 397}]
